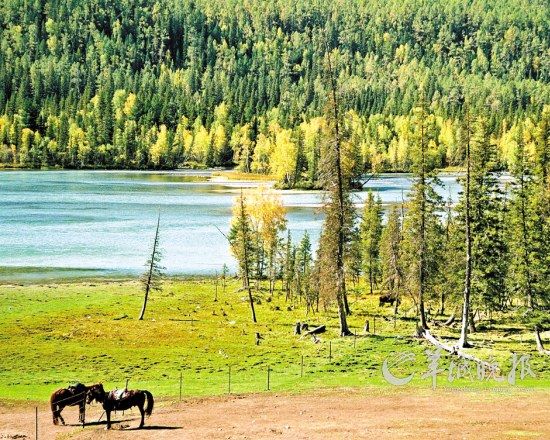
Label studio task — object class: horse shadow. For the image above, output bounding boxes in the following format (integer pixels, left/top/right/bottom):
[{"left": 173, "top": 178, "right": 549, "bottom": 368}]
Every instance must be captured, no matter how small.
[
  {"left": 126, "top": 426, "right": 182, "bottom": 431},
  {"left": 66, "top": 418, "right": 132, "bottom": 427},
  {"left": 68, "top": 420, "right": 182, "bottom": 430}
]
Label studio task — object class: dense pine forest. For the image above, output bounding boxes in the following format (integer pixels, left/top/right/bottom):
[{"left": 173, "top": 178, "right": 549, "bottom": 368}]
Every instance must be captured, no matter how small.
[{"left": 1, "top": 0, "right": 550, "bottom": 187}]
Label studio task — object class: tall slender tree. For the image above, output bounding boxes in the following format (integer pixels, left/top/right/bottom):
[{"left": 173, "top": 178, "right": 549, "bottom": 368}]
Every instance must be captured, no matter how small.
[
  {"left": 360, "top": 192, "right": 383, "bottom": 295},
  {"left": 229, "top": 190, "right": 257, "bottom": 322},
  {"left": 139, "top": 214, "right": 164, "bottom": 320},
  {"left": 401, "top": 102, "right": 442, "bottom": 330},
  {"left": 317, "top": 47, "right": 352, "bottom": 336},
  {"left": 380, "top": 205, "right": 403, "bottom": 314},
  {"left": 458, "top": 112, "right": 473, "bottom": 347}
]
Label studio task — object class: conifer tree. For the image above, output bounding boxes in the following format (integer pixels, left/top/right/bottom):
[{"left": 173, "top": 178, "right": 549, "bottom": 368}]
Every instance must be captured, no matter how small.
[
  {"left": 507, "top": 124, "right": 547, "bottom": 310},
  {"left": 401, "top": 102, "right": 442, "bottom": 330},
  {"left": 317, "top": 48, "right": 352, "bottom": 336},
  {"left": 139, "top": 214, "right": 164, "bottom": 320},
  {"left": 360, "top": 192, "right": 383, "bottom": 295},
  {"left": 228, "top": 191, "right": 257, "bottom": 322},
  {"left": 380, "top": 205, "right": 403, "bottom": 314}
]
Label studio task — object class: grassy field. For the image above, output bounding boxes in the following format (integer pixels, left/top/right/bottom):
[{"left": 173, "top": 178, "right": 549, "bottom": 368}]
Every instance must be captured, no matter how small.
[{"left": 0, "top": 278, "right": 548, "bottom": 402}]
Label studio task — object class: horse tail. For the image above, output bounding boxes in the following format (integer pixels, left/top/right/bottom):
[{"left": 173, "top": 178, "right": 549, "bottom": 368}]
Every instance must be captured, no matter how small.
[
  {"left": 50, "top": 393, "right": 59, "bottom": 425},
  {"left": 143, "top": 390, "right": 154, "bottom": 417}
]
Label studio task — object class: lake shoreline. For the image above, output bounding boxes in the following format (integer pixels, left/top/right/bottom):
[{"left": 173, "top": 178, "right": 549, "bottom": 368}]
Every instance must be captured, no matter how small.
[
  {"left": 0, "top": 270, "right": 227, "bottom": 286},
  {"left": 1, "top": 170, "right": 462, "bottom": 281}
]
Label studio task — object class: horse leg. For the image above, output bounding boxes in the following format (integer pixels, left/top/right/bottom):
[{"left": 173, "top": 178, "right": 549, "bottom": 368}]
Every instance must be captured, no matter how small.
[
  {"left": 139, "top": 404, "right": 145, "bottom": 428},
  {"left": 79, "top": 402, "right": 85, "bottom": 424},
  {"left": 105, "top": 410, "right": 111, "bottom": 430},
  {"left": 58, "top": 407, "right": 65, "bottom": 426}
]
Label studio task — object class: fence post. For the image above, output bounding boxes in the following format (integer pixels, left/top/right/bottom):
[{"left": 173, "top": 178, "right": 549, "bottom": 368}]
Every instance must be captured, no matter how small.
[
  {"left": 35, "top": 406, "right": 38, "bottom": 440},
  {"left": 329, "top": 341, "right": 332, "bottom": 361},
  {"left": 228, "top": 365, "right": 231, "bottom": 394},
  {"left": 354, "top": 330, "right": 356, "bottom": 349},
  {"left": 179, "top": 370, "right": 183, "bottom": 401},
  {"left": 267, "top": 366, "right": 271, "bottom": 391},
  {"left": 300, "top": 355, "right": 304, "bottom": 377},
  {"left": 373, "top": 317, "right": 376, "bottom": 335}
]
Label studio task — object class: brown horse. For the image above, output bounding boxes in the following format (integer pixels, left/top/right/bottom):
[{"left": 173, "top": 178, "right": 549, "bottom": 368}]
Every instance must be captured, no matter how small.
[
  {"left": 87, "top": 383, "right": 154, "bottom": 429},
  {"left": 50, "top": 383, "right": 91, "bottom": 425}
]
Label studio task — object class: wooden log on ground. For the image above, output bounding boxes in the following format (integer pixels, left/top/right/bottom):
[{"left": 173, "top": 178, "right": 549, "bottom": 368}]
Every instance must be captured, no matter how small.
[
  {"left": 421, "top": 329, "right": 496, "bottom": 370},
  {"left": 443, "top": 314, "right": 455, "bottom": 326},
  {"left": 303, "top": 325, "right": 326, "bottom": 337},
  {"left": 113, "top": 314, "right": 128, "bottom": 320}
]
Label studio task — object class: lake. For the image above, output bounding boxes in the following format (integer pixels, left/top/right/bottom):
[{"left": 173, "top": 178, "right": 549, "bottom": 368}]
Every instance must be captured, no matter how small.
[{"left": 0, "top": 170, "right": 461, "bottom": 282}]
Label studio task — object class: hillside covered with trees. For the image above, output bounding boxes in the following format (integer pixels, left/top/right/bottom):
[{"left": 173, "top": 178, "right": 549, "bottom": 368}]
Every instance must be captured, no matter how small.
[{"left": 1, "top": 0, "right": 550, "bottom": 187}]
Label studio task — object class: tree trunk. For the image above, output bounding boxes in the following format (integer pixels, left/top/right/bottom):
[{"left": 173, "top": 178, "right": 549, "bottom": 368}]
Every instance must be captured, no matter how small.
[
  {"left": 458, "top": 116, "right": 472, "bottom": 348},
  {"left": 138, "top": 283, "right": 150, "bottom": 321},
  {"left": 327, "top": 48, "right": 351, "bottom": 336},
  {"left": 138, "top": 215, "right": 160, "bottom": 321},
  {"left": 418, "top": 115, "right": 429, "bottom": 331},
  {"left": 519, "top": 174, "right": 534, "bottom": 309},
  {"left": 368, "top": 261, "right": 374, "bottom": 296},
  {"left": 535, "top": 327, "right": 550, "bottom": 355},
  {"left": 421, "top": 328, "right": 496, "bottom": 369},
  {"left": 240, "top": 193, "right": 257, "bottom": 323}
]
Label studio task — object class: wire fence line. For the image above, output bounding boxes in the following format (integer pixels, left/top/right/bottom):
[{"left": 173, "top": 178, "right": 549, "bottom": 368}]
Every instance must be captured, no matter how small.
[
  {"left": 18, "top": 316, "right": 407, "bottom": 431},
  {"left": 27, "top": 333, "right": 386, "bottom": 405}
]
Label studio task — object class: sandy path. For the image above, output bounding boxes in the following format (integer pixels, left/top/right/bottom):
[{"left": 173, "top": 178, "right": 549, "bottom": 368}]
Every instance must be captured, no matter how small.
[{"left": 1, "top": 388, "right": 549, "bottom": 439}]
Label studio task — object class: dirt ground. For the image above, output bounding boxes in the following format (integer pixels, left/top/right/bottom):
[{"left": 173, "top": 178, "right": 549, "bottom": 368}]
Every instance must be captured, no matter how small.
[{"left": 1, "top": 388, "right": 549, "bottom": 439}]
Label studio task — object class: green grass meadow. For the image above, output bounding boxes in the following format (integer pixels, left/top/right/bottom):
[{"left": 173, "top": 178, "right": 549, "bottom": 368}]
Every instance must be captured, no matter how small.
[{"left": 0, "top": 278, "right": 548, "bottom": 402}]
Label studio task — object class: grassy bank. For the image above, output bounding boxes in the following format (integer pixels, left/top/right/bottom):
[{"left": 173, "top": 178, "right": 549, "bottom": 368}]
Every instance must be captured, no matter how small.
[{"left": 0, "top": 278, "right": 548, "bottom": 402}]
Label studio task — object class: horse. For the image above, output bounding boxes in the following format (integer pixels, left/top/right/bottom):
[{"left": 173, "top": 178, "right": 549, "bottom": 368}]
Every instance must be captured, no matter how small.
[
  {"left": 50, "top": 383, "right": 91, "bottom": 425},
  {"left": 87, "top": 383, "right": 154, "bottom": 429},
  {"left": 379, "top": 293, "right": 399, "bottom": 307}
]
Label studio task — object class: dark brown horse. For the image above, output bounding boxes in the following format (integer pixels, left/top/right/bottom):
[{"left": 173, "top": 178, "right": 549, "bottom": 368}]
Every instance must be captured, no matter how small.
[
  {"left": 87, "top": 383, "right": 154, "bottom": 429},
  {"left": 50, "top": 383, "right": 91, "bottom": 425}
]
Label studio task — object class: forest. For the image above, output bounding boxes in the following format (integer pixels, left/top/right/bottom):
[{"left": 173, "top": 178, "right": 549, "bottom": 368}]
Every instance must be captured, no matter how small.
[
  {"left": 1, "top": 0, "right": 550, "bottom": 188},
  {"left": 226, "top": 102, "right": 550, "bottom": 345}
]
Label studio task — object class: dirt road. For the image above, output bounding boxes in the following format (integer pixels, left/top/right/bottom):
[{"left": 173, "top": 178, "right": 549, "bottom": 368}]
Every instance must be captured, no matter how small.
[{"left": 1, "top": 388, "right": 549, "bottom": 439}]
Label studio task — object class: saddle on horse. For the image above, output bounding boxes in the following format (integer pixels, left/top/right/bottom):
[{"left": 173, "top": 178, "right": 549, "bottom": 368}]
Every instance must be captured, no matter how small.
[
  {"left": 67, "top": 383, "right": 85, "bottom": 394},
  {"left": 109, "top": 389, "right": 129, "bottom": 401}
]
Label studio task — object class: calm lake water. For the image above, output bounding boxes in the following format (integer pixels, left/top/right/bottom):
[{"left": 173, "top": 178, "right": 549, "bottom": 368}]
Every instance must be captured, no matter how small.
[{"left": 0, "top": 170, "right": 461, "bottom": 282}]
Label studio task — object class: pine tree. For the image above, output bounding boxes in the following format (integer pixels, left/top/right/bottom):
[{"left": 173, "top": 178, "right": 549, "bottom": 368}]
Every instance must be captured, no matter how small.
[
  {"left": 469, "top": 117, "right": 509, "bottom": 312},
  {"left": 360, "top": 191, "right": 383, "bottom": 295},
  {"left": 295, "top": 232, "right": 314, "bottom": 313},
  {"left": 380, "top": 205, "right": 403, "bottom": 313},
  {"left": 508, "top": 124, "right": 547, "bottom": 309},
  {"left": 317, "top": 49, "right": 352, "bottom": 336},
  {"left": 457, "top": 111, "right": 473, "bottom": 347},
  {"left": 228, "top": 191, "right": 258, "bottom": 322},
  {"left": 139, "top": 214, "right": 164, "bottom": 320},
  {"left": 282, "top": 231, "right": 295, "bottom": 301},
  {"left": 438, "top": 193, "right": 463, "bottom": 317},
  {"left": 401, "top": 102, "right": 442, "bottom": 330}
]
